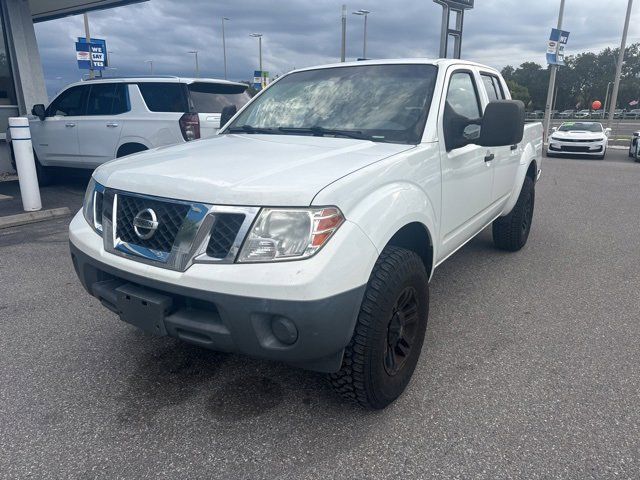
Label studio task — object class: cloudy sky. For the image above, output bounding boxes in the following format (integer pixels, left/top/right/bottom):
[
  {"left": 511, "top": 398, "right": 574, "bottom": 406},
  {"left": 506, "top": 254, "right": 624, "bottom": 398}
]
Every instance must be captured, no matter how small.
[{"left": 34, "top": 0, "right": 640, "bottom": 98}]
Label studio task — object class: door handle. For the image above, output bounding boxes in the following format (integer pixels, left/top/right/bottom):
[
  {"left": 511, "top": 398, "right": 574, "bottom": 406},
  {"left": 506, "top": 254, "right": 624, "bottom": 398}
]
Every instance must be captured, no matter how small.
[
  {"left": 65, "top": 122, "right": 76, "bottom": 128},
  {"left": 106, "top": 122, "right": 119, "bottom": 128},
  {"left": 510, "top": 144, "right": 518, "bottom": 150},
  {"left": 484, "top": 153, "right": 495, "bottom": 163}
]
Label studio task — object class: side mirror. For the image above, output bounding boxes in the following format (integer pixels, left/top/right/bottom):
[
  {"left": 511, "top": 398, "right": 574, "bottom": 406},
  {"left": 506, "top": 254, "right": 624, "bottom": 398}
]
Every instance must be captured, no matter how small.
[
  {"left": 552, "top": 127, "right": 558, "bottom": 132},
  {"left": 604, "top": 128, "right": 612, "bottom": 136},
  {"left": 220, "top": 105, "right": 237, "bottom": 128},
  {"left": 478, "top": 100, "right": 525, "bottom": 147},
  {"left": 31, "top": 104, "right": 46, "bottom": 121}
]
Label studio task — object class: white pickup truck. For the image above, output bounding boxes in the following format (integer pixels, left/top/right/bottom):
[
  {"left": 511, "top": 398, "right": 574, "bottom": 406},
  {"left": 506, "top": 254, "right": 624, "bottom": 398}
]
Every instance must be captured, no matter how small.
[{"left": 69, "top": 59, "right": 543, "bottom": 409}]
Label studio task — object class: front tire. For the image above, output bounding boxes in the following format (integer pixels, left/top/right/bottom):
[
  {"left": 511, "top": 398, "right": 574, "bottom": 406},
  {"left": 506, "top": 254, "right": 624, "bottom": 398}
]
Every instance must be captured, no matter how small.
[
  {"left": 492, "top": 176, "right": 535, "bottom": 252},
  {"left": 329, "top": 246, "right": 429, "bottom": 409},
  {"left": 34, "top": 153, "right": 55, "bottom": 186}
]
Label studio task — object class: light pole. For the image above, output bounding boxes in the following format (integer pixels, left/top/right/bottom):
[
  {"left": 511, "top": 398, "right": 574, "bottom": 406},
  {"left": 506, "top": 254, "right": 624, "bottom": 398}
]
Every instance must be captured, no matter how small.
[
  {"left": 608, "top": 0, "right": 634, "bottom": 128},
  {"left": 250, "top": 33, "right": 263, "bottom": 85},
  {"left": 604, "top": 81, "right": 613, "bottom": 113},
  {"left": 146, "top": 60, "right": 154, "bottom": 75},
  {"left": 352, "top": 9, "right": 371, "bottom": 59},
  {"left": 222, "top": 17, "right": 230, "bottom": 79},
  {"left": 542, "top": 0, "right": 565, "bottom": 144},
  {"left": 341, "top": 5, "right": 347, "bottom": 62},
  {"left": 83, "top": 13, "right": 94, "bottom": 79},
  {"left": 188, "top": 50, "right": 200, "bottom": 78}
]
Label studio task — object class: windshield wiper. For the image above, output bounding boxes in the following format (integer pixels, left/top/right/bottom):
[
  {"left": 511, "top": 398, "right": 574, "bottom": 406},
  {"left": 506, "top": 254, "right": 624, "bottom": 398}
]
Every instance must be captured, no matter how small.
[
  {"left": 277, "top": 126, "right": 373, "bottom": 141},
  {"left": 227, "top": 125, "right": 277, "bottom": 134}
]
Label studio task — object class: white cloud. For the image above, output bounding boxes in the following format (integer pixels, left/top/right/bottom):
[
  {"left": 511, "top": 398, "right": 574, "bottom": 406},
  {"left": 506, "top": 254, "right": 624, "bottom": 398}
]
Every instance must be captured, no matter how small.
[{"left": 34, "top": 0, "right": 640, "bottom": 98}]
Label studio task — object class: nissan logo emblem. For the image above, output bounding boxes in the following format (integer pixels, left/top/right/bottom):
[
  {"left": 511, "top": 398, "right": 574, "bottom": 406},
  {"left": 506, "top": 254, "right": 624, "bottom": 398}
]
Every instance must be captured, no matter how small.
[{"left": 132, "top": 208, "right": 159, "bottom": 240}]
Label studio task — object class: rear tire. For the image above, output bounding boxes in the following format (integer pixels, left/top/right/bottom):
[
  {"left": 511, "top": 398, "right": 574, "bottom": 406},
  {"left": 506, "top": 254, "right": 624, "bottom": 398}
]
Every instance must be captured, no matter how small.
[
  {"left": 493, "top": 176, "right": 535, "bottom": 252},
  {"left": 329, "top": 246, "right": 429, "bottom": 410}
]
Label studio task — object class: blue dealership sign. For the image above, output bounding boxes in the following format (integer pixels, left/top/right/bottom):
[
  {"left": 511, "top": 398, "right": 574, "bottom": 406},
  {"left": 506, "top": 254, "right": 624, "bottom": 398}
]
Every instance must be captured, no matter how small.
[
  {"left": 76, "top": 37, "right": 108, "bottom": 70},
  {"left": 546, "top": 28, "right": 570, "bottom": 66}
]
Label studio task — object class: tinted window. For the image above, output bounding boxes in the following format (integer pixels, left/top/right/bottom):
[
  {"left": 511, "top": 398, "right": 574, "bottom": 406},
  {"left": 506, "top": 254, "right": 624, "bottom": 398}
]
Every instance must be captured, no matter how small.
[
  {"left": 229, "top": 64, "right": 438, "bottom": 145},
  {"left": 47, "top": 86, "right": 88, "bottom": 116},
  {"left": 188, "top": 83, "right": 250, "bottom": 113},
  {"left": 112, "top": 85, "right": 128, "bottom": 114},
  {"left": 86, "top": 84, "right": 128, "bottom": 115},
  {"left": 138, "top": 83, "right": 188, "bottom": 112},
  {"left": 481, "top": 74, "right": 504, "bottom": 102}
]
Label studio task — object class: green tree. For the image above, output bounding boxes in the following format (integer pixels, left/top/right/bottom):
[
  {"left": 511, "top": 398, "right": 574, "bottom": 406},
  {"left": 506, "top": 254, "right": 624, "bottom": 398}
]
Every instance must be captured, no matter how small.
[{"left": 506, "top": 80, "right": 531, "bottom": 106}]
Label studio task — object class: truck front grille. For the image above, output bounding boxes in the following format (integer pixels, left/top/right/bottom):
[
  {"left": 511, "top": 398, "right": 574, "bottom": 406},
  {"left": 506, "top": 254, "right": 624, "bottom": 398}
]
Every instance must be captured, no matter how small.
[
  {"left": 102, "top": 189, "right": 259, "bottom": 271},
  {"left": 116, "top": 194, "right": 190, "bottom": 252},
  {"left": 206, "top": 213, "right": 246, "bottom": 259}
]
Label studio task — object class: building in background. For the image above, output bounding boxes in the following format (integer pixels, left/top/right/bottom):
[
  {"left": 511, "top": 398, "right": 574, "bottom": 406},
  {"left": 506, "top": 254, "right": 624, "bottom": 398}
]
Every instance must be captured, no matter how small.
[{"left": 0, "top": 0, "right": 148, "bottom": 173}]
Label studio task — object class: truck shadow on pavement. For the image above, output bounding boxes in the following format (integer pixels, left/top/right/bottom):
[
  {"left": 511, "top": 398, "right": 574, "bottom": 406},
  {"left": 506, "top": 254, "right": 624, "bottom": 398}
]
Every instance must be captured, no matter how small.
[{"left": 111, "top": 230, "right": 504, "bottom": 425}]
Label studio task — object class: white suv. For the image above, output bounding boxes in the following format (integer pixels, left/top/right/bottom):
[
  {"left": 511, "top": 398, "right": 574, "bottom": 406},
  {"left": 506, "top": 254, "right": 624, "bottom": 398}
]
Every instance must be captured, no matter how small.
[{"left": 10, "top": 77, "right": 250, "bottom": 184}]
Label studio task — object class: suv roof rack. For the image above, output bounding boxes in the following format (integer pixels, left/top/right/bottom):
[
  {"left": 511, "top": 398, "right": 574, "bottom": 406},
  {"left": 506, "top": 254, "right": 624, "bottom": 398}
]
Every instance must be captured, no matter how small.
[{"left": 83, "top": 75, "right": 181, "bottom": 81}]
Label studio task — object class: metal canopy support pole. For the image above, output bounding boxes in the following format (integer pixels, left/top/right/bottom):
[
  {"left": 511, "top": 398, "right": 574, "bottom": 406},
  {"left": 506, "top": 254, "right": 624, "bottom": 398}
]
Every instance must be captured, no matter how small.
[{"left": 542, "top": 0, "right": 566, "bottom": 144}]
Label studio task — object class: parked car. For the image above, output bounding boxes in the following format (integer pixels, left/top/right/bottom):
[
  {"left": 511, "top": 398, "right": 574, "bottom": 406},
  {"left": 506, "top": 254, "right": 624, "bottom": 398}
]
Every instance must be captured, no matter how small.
[
  {"left": 558, "top": 109, "right": 575, "bottom": 119},
  {"left": 575, "top": 109, "right": 591, "bottom": 119},
  {"left": 624, "top": 109, "right": 640, "bottom": 119},
  {"left": 590, "top": 110, "right": 604, "bottom": 119},
  {"left": 629, "top": 131, "right": 639, "bottom": 158},
  {"left": 548, "top": 121, "right": 610, "bottom": 160},
  {"left": 69, "top": 59, "right": 543, "bottom": 409},
  {"left": 550, "top": 110, "right": 559, "bottom": 118},
  {"left": 8, "top": 76, "right": 251, "bottom": 185},
  {"left": 614, "top": 109, "right": 626, "bottom": 119}
]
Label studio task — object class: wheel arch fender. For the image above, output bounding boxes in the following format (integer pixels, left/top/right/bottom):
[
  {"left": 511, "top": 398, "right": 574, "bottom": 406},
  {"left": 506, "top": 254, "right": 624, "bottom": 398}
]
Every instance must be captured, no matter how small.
[
  {"left": 344, "top": 181, "right": 438, "bottom": 278},
  {"left": 501, "top": 143, "right": 538, "bottom": 216},
  {"left": 116, "top": 136, "right": 152, "bottom": 154}
]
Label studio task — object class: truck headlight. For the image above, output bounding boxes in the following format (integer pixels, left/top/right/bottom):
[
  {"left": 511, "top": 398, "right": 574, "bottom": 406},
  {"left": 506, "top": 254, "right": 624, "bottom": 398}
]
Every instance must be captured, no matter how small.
[
  {"left": 237, "top": 207, "right": 344, "bottom": 262},
  {"left": 82, "top": 178, "right": 105, "bottom": 235}
]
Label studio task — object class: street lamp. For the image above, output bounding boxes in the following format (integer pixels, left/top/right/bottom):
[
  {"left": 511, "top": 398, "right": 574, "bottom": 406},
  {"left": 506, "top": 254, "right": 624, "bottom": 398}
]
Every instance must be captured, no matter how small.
[
  {"left": 222, "top": 17, "right": 230, "bottom": 79},
  {"left": 146, "top": 60, "right": 154, "bottom": 75},
  {"left": 352, "top": 9, "right": 371, "bottom": 59},
  {"left": 250, "top": 33, "right": 263, "bottom": 85},
  {"left": 188, "top": 50, "right": 200, "bottom": 78}
]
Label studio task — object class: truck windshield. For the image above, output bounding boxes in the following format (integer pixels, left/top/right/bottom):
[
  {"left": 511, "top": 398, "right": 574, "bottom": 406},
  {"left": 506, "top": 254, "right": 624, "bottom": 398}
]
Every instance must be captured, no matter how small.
[
  {"left": 559, "top": 123, "right": 603, "bottom": 132},
  {"left": 227, "top": 64, "right": 438, "bottom": 144}
]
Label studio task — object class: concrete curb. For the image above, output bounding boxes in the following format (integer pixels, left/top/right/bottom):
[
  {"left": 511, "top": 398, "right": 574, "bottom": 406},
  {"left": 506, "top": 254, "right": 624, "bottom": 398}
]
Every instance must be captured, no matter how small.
[{"left": 0, "top": 207, "right": 71, "bottom": 229}]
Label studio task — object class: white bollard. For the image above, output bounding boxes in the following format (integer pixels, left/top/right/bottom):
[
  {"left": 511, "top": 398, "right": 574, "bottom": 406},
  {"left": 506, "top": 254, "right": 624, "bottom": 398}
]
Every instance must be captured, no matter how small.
[{"left": 9, "top": 117, "right": 42, "bottom": 212}]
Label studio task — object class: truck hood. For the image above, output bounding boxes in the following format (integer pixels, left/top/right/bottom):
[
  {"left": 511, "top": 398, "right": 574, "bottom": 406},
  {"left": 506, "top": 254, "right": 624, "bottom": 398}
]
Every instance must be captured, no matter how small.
[
  {"left": 552, "top": 131, "right": 605, "bottom": 140},
  {"left": 94, "top": 134, "right": 413, "bottom": 206}
]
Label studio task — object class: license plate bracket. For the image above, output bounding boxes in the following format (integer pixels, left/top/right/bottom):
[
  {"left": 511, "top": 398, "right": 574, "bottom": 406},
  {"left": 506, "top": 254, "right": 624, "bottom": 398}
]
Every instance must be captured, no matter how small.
[{"left": 115, "top": 283, "right": 173, "bottom": 336}]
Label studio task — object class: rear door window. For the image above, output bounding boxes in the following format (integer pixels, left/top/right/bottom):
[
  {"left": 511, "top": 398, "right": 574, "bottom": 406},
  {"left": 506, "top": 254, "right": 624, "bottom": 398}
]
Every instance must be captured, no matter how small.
[
  {"left": 138, "top": 83, "right": 188, "bottom": 112},
  {"left": 86, "top": 84, "right": 129, "bottom": 115},
  {"left": 481, "top": 73, "right": 505, "bottom": 102},
  {"left": 187, "top": 83, "right": 250, "bottom": 113}
]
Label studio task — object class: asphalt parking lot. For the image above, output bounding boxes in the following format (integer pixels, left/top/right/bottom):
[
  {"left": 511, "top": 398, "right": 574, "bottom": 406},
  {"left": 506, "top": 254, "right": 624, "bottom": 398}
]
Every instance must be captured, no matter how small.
[{"left": 1, "top": 150, "right": 639, "bottom": 479}]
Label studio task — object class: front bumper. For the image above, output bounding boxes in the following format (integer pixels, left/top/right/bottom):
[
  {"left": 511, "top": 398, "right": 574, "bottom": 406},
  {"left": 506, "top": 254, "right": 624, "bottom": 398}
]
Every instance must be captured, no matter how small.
[
  {"left": 71, "top": 242, "right": 365, "bottom": 373},
  {"left": 548, "top": 140, "right": 606, "bottom": 156},
  {"left": 69, "top": 211, "right": 378, "bottom": 373}
]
